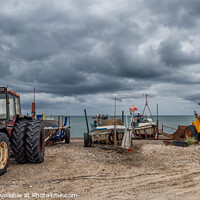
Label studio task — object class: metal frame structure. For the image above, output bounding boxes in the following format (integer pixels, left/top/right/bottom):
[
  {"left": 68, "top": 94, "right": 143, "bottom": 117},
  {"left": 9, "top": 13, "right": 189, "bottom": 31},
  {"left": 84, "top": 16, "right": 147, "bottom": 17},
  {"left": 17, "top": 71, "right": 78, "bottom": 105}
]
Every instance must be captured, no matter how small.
[
  {"left": 84, "top": 108, "right": 132, "bottom": 152},
  {"left": 44, "top": 115, "right": 71, "bottom": 144}
]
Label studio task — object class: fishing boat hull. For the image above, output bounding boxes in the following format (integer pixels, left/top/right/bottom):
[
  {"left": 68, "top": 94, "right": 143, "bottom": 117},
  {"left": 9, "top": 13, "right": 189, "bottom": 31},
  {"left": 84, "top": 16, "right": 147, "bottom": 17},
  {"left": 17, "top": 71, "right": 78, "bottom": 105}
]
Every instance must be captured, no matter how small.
[
  {"left": 133, "top": 124, "right": 156, "bottom": 138},
  {"left": 91, "top": 125, "right": 126, "bottom": 144}
]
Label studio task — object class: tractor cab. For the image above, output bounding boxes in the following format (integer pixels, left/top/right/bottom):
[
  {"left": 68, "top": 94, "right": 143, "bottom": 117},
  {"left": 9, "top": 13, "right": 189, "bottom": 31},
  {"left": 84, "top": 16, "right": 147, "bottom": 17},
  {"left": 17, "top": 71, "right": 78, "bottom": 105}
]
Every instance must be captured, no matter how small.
[
  {"left": 0, "top": 87, "right": 21, "bottom": 122},
  {"left": 0, "top": 87, "right": 22, "bottom": 136}
]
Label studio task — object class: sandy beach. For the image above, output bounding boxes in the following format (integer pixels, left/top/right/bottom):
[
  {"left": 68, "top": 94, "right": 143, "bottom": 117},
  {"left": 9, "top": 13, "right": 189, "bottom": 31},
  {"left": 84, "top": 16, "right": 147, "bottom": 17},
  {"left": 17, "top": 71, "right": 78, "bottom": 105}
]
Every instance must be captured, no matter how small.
[{"left": 0, "top": 139, "right": 200, "bottom": 200}]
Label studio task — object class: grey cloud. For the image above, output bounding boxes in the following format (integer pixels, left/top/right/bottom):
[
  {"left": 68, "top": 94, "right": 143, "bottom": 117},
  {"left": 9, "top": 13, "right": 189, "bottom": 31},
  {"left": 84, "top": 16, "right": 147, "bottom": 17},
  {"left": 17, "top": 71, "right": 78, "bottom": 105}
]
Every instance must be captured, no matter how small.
[
  {"left": 75, "top": 46, "right": 168, "bottom": 82},
  {"left": 0, "top": 0, "right": 200, "bottom": 115},
  {"left": 0, "top": 60, "right": 10, "bottom": 77},
  {"left": 159, "top": 37, "right": 200, "bottom": 67},
  {"left": 184, "top": 94, "right": 200, "bottom": 103},
  {"left": 146, "top": 0, "right": 200, "bottom": 29},
  {"left": 0, "top": 14, "right": 25, "bottom": 36},
  {"left": 109, "top": 47, "right": 166, "bottom": 79}
]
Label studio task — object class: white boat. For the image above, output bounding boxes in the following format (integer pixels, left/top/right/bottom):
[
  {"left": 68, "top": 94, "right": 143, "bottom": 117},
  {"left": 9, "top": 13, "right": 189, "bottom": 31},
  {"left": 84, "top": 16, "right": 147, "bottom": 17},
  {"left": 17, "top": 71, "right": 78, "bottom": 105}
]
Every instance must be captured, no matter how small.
[
  {"left": 130, "top": 95, "right": 156, "bottom": 139},
  {"left": 130, "top": 116, "right": 156, "bottom": 138},
  {"left": 92, "top": 125, "right": 126, "bottom": 132},
  {"left": 90, "top": 116, "right": 126, "bottom": 144}
]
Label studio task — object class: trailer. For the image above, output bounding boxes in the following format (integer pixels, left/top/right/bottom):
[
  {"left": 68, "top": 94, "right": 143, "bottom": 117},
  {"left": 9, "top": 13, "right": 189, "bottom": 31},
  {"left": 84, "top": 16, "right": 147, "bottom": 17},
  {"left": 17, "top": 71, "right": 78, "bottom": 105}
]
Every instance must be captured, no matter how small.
[
  {"left": 36, "top": 115, "right": 71, "bottom": 145},
  {"left": 83, "top": 109, "right": 132, "bottom": 152}
]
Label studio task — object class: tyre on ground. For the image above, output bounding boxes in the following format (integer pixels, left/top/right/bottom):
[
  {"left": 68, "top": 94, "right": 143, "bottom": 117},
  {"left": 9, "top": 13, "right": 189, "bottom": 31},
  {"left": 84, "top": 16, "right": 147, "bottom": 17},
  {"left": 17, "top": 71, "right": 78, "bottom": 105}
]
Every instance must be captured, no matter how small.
[
  {"left": 184, "top": 125, "right": 199, "bottom": 140},
  {"left": 26, "top": 120, "right": 45, "bottom": 163},
  {"left": 84, "top": 133, "right": 91, "bottom": 147},
  {"left": 11, "top": 120, "right": 28, "bottom": 164},
  {"left": 65, "top": 129, "right": 70, "bottom": 144},
  {"left": 0, "top": 132, "right": 10, "bottom": 176},
  {"left": 108, "top": 131, "right": 119, "bottom": 144}
]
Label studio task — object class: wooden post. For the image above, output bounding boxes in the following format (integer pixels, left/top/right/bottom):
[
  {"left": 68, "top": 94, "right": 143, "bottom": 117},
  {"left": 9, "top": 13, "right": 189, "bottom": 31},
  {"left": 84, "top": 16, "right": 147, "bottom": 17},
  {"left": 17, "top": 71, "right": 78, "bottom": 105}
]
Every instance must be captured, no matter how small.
[
  {"left": 62, "top": 116, "right": 63, "bottom": 130},
  {"left": 153, "top": 126, "right": 155, "bottom": 140},
  {"left": 126, "top": 114, "right": 128, "bottom": 129},
  {"left": 122, "top": 110, "right": 124, "bottom": 124},
  {"left": 69, "top": 116, "right": 70, "bottom": 127},
  {"left": 84, "top": 109, "right": 89, "bottom": 134},
  {"left": 114, "top": 99, "right": 117, "bottom": 147},
  {"left": 157, "top": 104, "right": 159, "bottom": 140},
  {"left": 58, "top": 116, "right": 60, "bottom": 130},
  {"left": 114, "top": 120, "right": 117, "bottom": 146}
]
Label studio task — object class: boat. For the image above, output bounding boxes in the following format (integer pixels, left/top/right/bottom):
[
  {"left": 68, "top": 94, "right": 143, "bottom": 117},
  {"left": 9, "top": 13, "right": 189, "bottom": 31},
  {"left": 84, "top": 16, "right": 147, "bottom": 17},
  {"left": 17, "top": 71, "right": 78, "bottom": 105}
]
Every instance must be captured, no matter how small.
[
  {"left": 133, "top": 117, "right": 156, "bottom": 138},
  {"left": 130, "top": 94, "right": 156, "bottom": 139},
  {"left": 90, "top": 115, "right": 127, "bottom": 144}
]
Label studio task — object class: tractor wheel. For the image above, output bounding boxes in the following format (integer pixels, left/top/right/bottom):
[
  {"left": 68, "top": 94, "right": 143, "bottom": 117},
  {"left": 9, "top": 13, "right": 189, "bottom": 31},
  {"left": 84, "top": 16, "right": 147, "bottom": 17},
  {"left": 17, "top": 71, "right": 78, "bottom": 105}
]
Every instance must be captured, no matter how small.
[
  {"left": 26, "top": 120, "right": 45, "bottom": 163},
  {"left": 11, "top": 120, "right": 28, "bottom": 164},
  {"left": 184, "top": 125, "right": 199, "bottom": 140},
  {"left": 0, "top": 132, "right": 10, "bottom": 176},
  {"left": 84, "top": 133, "right": 91, "bottom": 147},
  {"left": 65, "top": 129, "right": 70, "bottom": 144}
]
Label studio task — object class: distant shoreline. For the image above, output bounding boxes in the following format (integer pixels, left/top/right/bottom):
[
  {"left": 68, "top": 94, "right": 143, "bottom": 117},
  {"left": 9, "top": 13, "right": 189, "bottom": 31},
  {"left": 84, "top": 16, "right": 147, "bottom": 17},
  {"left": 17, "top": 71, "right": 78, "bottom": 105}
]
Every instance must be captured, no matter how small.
[{"left": 67, "top": 115, "right": 194, "bottom": 117}]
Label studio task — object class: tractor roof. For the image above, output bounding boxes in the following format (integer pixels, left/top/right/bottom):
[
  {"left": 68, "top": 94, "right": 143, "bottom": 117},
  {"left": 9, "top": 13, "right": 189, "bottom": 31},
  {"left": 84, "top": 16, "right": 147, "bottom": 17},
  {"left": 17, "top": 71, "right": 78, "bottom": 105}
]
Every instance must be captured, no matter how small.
[
  {"left": 7, "top": 88, "right": 20, "bottom": 97},
  {"left": 7, "top": 88, "right": 20, "bottom": 98},
  {"left": 0, "top": 87, "right": 20, "bottom": 98}
]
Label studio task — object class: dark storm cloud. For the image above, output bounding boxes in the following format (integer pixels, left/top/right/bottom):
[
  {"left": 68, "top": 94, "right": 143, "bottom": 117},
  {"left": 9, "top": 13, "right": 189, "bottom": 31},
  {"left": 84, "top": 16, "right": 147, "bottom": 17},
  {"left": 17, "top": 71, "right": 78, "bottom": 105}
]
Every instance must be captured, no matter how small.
[
  {"left": 184, "top": 94, "right": 200, "bottom": 103},
  {"left": 75, "top": 46, "right": 167, "bottom": 82},
  {"left": 0, "top": 60, "right": 10, "bottom": 77},
  {"left": 159, "top": 37, "right": 200, "bottom": 67},
  {"left": 145, "top": 0, "right": 200, "bottom": 29},
  {"left": 0, "top": 13, "right": 25, "bottom": 36},
  {"left": 0, "top": 0, "right": 200, "bottom": 112},
  {"left": 109, "top": 47, "right": 166, "bottom": 79}
]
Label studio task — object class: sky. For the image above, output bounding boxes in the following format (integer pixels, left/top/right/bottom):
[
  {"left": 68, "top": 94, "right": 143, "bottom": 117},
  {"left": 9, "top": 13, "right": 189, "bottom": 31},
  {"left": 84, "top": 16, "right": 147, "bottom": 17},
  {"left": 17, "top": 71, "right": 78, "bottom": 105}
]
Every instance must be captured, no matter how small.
[{"left": 1, "top": 0, "right": 200, "bottom": 116}]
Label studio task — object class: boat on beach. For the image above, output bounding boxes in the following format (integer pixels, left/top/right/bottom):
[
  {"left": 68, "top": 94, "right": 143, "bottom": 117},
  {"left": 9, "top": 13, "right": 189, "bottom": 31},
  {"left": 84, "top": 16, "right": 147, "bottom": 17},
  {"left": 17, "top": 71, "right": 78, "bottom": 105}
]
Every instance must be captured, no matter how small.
[
  {"left": 90, "top": 115, "right": 126, "bottom": 144},
  {"left": 130, "top": 94, "right": 156, "bottom": 139},
  {"left": 132, "top": 117, "right": 156, "bottom": 138}
]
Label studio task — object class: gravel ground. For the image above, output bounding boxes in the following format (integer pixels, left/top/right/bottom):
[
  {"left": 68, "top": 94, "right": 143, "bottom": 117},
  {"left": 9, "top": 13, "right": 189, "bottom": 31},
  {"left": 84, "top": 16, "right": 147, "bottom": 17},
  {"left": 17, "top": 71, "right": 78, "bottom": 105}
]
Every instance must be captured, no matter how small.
[{"left": 0, "top": 139, "right": 200, "bottom": 200}]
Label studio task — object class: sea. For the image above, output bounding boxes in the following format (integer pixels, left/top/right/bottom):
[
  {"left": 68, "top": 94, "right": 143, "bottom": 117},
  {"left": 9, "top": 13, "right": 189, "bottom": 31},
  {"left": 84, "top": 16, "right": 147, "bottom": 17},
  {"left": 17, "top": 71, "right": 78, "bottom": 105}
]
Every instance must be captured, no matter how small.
[{"left": 69, "top": 115, "right": 196, "bottom": 138}]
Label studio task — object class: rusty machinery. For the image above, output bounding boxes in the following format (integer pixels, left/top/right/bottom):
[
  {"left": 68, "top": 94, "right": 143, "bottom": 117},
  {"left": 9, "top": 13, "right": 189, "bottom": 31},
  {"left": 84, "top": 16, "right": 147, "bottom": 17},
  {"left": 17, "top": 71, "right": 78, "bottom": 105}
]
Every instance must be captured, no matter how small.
[{"left": 0, "top": 87, "right": 45, "bottom": 176}]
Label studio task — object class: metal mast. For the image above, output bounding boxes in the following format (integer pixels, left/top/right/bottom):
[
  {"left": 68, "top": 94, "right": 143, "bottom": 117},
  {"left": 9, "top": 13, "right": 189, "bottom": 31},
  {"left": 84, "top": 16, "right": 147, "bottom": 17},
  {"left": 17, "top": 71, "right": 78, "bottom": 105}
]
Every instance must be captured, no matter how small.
[{"left": 142, "top": 94, "right": 154, "bottom": 121}]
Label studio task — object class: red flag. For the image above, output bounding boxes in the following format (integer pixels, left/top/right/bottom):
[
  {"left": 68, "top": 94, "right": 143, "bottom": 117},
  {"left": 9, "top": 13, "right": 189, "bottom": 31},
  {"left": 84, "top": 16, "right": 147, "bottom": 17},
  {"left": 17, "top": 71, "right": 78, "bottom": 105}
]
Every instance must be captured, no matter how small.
[{"left": 130, "top": 107, "right": 138, "bottom": 112}]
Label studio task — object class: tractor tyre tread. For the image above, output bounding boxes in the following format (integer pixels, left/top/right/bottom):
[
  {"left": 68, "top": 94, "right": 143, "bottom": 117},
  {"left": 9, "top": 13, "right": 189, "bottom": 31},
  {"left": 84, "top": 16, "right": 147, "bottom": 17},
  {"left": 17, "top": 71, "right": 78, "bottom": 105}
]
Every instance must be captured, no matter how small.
[
  {"left": 184, "top": 125, "right": 199, "bottom": 140},
  {"left": 65, "top": 129, "right": 70, "bottom": 144},
  {"left": 25, "top": 120, "right": 45, "bottom": 163},
  {"left": 11, "top": 120, "right": 28, "bottom": 164}
]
